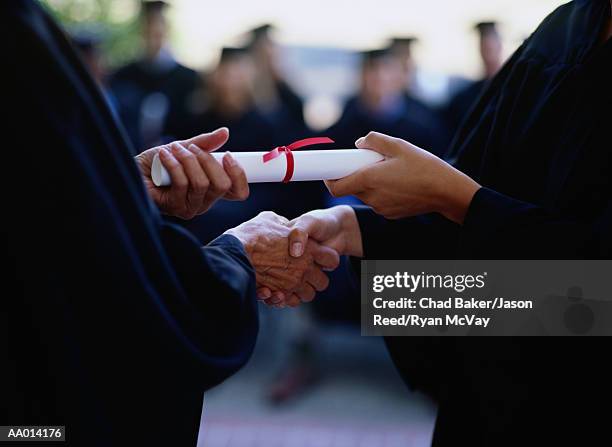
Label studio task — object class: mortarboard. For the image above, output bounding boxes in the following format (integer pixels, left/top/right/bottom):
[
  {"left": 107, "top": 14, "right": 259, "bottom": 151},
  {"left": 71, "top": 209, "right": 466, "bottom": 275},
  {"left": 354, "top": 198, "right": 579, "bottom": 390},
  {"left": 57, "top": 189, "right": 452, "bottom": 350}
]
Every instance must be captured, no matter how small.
[
  {"left": 475, "top": 21, "right": 499, "bottom": 37},
  {"left": 141, "top": 0, "right": 169, "bottom": 16},
  {"left": 219, "top": 46, "right": 249, "bottom": 62}
]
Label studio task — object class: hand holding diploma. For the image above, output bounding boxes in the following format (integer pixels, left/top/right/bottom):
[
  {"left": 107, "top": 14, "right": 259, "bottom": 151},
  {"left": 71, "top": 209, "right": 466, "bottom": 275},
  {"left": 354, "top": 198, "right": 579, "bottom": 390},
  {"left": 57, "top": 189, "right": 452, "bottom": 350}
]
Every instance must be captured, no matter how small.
[
  {"left": 151, "top": 143, "right": 385, "bottom": 185},
  {"left": 135, "top": 128, "right": 250, "bottom": 219},
  {"left": 325, "top": 132, "right": 481, "bottom": 224}
]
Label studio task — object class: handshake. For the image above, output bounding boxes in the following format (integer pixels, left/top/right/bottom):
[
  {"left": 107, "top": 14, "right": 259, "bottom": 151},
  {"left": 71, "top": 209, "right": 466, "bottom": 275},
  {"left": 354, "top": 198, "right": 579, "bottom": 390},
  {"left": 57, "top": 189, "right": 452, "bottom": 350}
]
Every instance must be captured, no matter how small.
[{"left": 224, "top": 206, "right": 364, "bottom": 308}]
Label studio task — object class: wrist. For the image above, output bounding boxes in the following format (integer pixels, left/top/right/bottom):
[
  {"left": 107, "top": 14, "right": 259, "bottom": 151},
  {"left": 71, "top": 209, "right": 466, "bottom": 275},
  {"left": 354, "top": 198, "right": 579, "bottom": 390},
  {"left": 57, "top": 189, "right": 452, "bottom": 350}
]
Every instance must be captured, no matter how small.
[
  {"left": 436, "top": 169, "right": 480, "bottom": 224},
  {"left": 334, "top": 205, "right": 364, "bottom": 257},
  {"left": 223, "top": 228, "right": 255, "bottom": 260}
]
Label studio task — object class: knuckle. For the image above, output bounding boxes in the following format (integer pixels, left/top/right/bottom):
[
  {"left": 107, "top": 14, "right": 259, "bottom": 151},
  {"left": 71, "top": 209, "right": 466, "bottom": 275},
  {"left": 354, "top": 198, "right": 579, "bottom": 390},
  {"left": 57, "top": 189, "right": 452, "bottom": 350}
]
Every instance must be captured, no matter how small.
[
  {"left": 322, "top": 276, "right": 330, "bottom": 290},
  {"left": 199, "top": 177, "right": 210, "bottom": 190},
  {"left": 237, "top": 187, "right": 249, "bottom": 200},
  {"left": 175, "top": 177, "right": 189, "bottom": 189},
  {"left": 365, "top": 131, "right": 379, "bottom": 143},
  {"left": 217, "top": 177, "right": 231, "bottom": 193}
]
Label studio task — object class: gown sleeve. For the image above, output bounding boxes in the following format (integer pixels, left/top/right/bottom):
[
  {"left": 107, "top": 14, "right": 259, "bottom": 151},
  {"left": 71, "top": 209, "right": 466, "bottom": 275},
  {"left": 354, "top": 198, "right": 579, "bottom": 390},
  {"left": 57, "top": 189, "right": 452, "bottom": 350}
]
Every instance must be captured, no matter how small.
[
  {"left": 460, "top": 187, "right": 612, "bottom": 258},
  {"left": 352, "top": 206, "right": 461, "bottom": 260}
]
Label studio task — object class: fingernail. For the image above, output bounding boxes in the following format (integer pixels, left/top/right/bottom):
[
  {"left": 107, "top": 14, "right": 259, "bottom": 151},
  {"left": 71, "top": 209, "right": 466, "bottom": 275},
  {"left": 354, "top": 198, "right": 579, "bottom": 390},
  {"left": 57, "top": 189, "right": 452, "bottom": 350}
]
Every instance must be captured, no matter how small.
[
  {"left": 188, "top": 143, "right": 200, "bottom": 153},
  {"left": 159, "top": 148, "right": 170, "bottom": 159},
  {"left": 224, "top": 151, "right": 236, "bottom": 167},
  {"left": 355, "top": 137, "right": 365, "bottom": 147},
  {"left": 258, "top": 289, "right": 271, "bottom": 299},
  {"left": 291, "top": 242, "right": 303, "bottom": 257}
]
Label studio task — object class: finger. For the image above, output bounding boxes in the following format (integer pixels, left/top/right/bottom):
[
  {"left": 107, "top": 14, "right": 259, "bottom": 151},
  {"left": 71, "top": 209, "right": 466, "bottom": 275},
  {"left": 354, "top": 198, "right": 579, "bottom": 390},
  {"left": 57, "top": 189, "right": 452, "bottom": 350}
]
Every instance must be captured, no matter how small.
[
  {"left": 305, "top": 268, "right": 330, "bottom": 292},
  {"left": 222, "top": 152, "right": 250, "bottom": 201},
  {"left": 288, "top": 213, "right": 331, "bottom": 258},
  {"left": 181, "top": 127, "right": 229, "bottom": 152},
  {"left": 288, "top": 226, "right": 309, "bottom": 258},
  {"left": 325, "top": 170, "right": 368, "bottom": 197},
  {"left": 271, "top": 291, "right": 285, "bottom": 304},
  {"left": 294, "top": 284, "right": 316, "bottom": 303},
  {"left": 310, "top": 243, "right": 340, "bottom": 271},
  {"left": 285, "top": 294, "right": 302, "bottom": 307},
  {"left": 257, "top": 287, "right": 272, "bottom": 300},
  {"left": 158, "top": 146, "right": 188, "bottom": 200},
  {"left": 263, "top": 297, "right": 278, "bottom": 307},
  {"left": 355, "top": 131, "right": 402, "bottom": 157},
  {"left": 187, "top": 144, "right": 231, "bottom": 211},
  {"left": 171, "top": 143, "right": 209, "bottom": 212}
]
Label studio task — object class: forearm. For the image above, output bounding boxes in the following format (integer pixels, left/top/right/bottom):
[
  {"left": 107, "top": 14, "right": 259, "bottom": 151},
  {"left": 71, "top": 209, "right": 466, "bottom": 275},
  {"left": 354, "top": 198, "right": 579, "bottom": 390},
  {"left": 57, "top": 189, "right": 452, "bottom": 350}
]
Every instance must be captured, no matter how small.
[
  {"left": 159, "top": 222, "right": 258, "bottom": 380},
  {"left": 351, "top": 206, "right": 461, "bottom": 259},
  {"left": 459, "top": 188, "right": 612, "bottom": 258}
]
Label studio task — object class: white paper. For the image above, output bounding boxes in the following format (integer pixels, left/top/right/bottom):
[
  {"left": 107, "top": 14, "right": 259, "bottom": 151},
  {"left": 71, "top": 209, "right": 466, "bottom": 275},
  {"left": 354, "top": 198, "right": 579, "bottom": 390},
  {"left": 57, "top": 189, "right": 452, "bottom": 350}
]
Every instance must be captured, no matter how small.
[{"left": 151, "top": 149, "right": 385, "bottom": 186}]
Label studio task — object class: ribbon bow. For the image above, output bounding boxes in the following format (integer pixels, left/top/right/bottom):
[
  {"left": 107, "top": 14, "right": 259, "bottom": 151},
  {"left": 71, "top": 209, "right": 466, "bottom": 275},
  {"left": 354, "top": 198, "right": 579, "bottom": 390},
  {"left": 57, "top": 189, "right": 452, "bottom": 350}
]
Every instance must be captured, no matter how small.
[{"left": 262, "top": 137, "right": 335, "bottom": 183}]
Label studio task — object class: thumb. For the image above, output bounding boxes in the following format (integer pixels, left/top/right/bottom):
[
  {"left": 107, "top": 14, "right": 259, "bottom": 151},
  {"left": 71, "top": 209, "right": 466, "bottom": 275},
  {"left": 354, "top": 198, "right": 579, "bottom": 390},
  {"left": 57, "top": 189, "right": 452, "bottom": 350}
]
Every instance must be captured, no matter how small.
[
  {"left": 181, "top": 127, "right": 229, "bottom": 153},
  {"left": 287, "top": 214, "right": 325, "bottom": 258},
  {"left": 288, "top": 212, "right": 337, "bottom": 258},
  {"left": 288, "top": 225, "right": 309, "bottom": 258},
  {"left": 355, "top": 131, "right": 402, "bottom": 157},
  {"left": 310, "top": 242, "right": 340, "bottom": 271}
]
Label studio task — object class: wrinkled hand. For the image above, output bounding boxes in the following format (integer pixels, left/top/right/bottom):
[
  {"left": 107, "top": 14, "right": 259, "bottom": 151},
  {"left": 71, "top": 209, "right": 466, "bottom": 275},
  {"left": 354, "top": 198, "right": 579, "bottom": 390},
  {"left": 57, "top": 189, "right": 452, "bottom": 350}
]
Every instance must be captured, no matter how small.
[
  {"left": 253, "top": 206, "right": 364, "bottom": 306},
  {"left": 136, "top": 127, "right": 249, "bottom": 219},
  {"left": 325, "top": 132, "right": 481, "bottom": 224},
  {"left": 225, "top": 212, "right": 340, "bottom": 307}
]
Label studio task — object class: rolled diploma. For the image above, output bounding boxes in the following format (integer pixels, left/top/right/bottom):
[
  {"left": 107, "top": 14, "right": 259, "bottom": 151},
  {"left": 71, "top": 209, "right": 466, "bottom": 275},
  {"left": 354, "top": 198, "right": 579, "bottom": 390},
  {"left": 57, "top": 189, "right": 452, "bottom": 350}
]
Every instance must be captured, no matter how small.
[{"left": 151, "top": 149, "right": 385, "bottom": 186}]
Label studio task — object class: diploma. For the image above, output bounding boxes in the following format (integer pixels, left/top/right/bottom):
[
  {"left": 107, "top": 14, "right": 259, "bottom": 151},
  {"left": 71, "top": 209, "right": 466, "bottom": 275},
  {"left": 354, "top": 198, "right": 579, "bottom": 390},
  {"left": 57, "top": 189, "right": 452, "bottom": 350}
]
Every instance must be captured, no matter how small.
[{"left": 151, "top": 149, "right": 385, "bottom": 186}]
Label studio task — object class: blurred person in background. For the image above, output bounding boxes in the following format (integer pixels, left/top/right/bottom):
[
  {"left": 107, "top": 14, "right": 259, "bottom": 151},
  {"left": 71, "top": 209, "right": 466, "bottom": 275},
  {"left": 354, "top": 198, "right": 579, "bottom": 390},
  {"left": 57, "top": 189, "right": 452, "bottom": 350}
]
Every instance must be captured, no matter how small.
[
  {"left": 445, "top": 21, "right": 503, "bottom": 150},
  {"left": 328, "top": 48, "right": 446, "bottom": 158},
  {"left": 176, "top": 46, "right": 275, "bottom": 243},
  {"left": 187, "top": 47, "right": 274, "bottom": 151},
  {"left": 387, "top": 36, "right": 447, "bottom": 146},
  {"left": 177, "top": 46, "right": 327, "bottom": 244},
  {"left": 110, "top": 0, "right": 200, "bottom": 151},
  {"left": 246, "top": 23, "right": 330, "bottom": 255},
  {"left": 71, "top": 30, "right": 118, "bottom": 116},
  {"left": 247, "top": 24, "right": 308, "bottom": 140}
]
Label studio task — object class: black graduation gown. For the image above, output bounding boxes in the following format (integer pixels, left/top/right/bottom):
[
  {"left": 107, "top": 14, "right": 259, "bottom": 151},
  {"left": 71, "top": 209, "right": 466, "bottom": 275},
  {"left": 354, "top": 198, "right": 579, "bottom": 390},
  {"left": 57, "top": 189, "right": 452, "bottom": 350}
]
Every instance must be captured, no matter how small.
[
  {"left": 444, "top": 79, "right": 487, "bottom": 151},
  {"left": 1, "top": 2, "right": 258, "bottom": 445},
  {"left": 354, "top": 0, "right": 612, "bottom": 445}
]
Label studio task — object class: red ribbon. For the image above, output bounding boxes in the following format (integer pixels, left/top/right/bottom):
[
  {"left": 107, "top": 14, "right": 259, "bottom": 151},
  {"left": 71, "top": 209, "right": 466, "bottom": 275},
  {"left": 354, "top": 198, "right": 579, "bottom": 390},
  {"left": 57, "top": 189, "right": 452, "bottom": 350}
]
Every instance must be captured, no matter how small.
[{"left": 262, "top": 137, "right": 335, "bottom": 183}]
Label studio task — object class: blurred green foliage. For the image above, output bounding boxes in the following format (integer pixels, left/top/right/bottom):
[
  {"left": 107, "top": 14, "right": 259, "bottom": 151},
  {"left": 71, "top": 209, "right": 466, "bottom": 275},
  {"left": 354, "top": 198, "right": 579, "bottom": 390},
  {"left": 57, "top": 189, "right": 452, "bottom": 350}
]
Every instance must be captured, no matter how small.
[{"left": 40, "top": 0, "right": 143, "bottom": 68}]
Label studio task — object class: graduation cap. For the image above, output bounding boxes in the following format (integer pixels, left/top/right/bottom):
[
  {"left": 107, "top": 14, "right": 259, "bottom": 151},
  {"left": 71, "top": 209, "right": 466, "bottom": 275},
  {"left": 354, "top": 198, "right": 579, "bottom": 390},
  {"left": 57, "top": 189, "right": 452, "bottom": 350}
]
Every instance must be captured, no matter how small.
[
  {"left": 219, "top": 46, "right": 249, "bottom": 63},
  {"left": 359, "top": 48, "right": 395, "bottom": 70},
  {"left": 246, "top": 23, "right": 275, "bottom": 49},
  {"left": 360, "top": 48, "right": 392, "bottom": 62},
  {"left": 388, "top": 36, "right": 418, "bottom": 50},
  {"left": 141, "top": 0, "right": 169, "bottom": 16},
  {"left": 250, "top": 24, "right": 274, "bottom": 38},
  {"left": 474, "top": 21, "right": 499, "bottom": 37}
]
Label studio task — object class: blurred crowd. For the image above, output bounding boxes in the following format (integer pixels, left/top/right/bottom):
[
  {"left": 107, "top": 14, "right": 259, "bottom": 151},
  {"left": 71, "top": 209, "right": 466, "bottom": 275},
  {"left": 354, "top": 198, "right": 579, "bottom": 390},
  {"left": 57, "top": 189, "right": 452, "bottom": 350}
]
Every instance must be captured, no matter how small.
[{"left": 70, "top": 0, "right": 504, "bottom": 405}]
